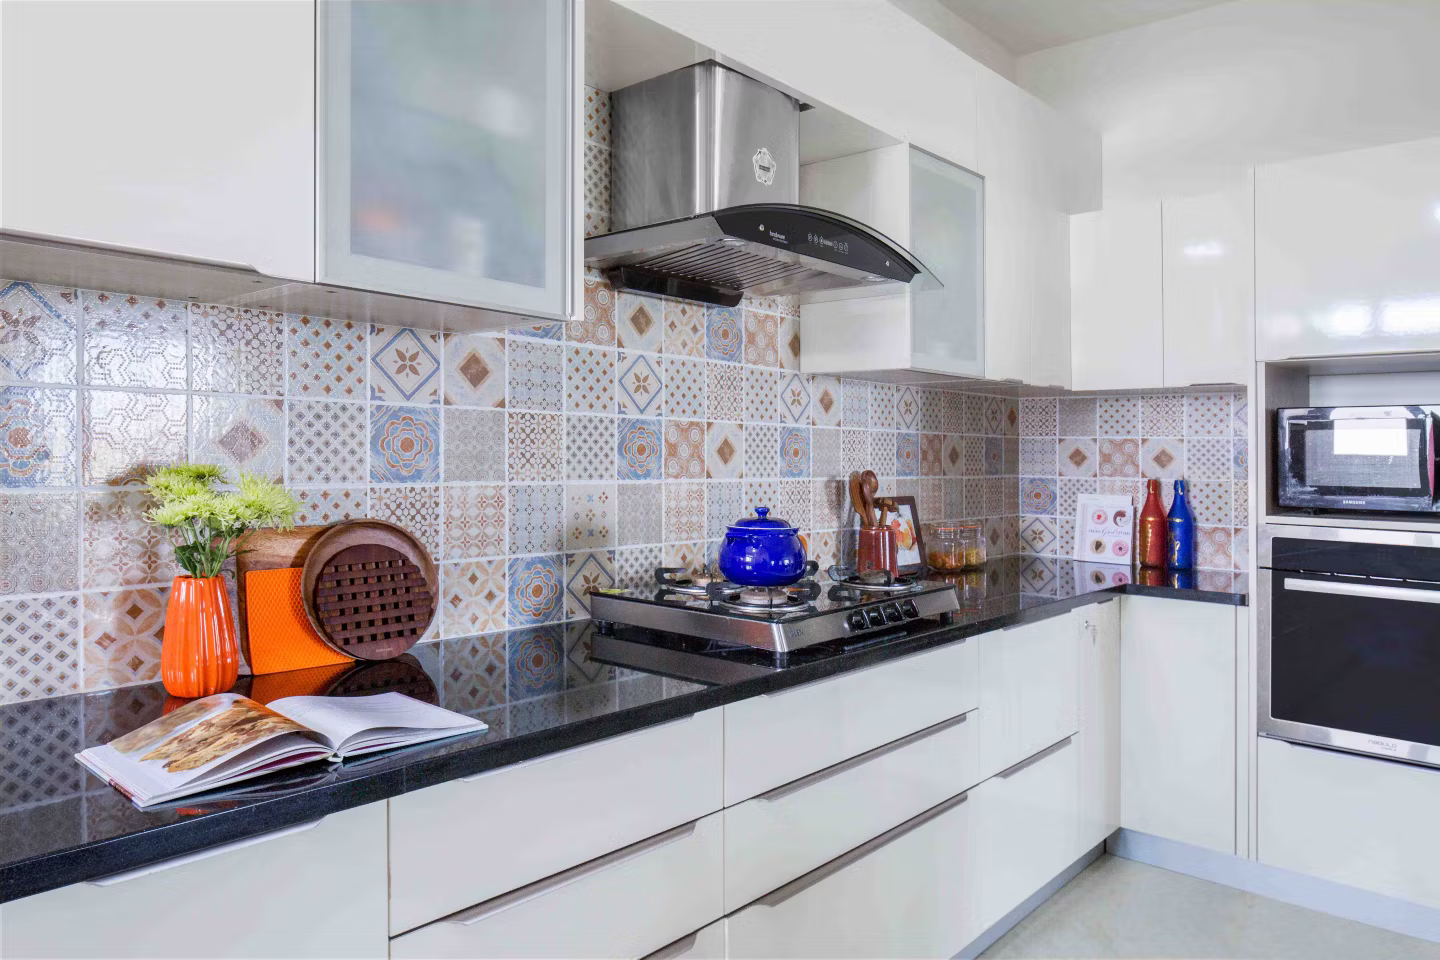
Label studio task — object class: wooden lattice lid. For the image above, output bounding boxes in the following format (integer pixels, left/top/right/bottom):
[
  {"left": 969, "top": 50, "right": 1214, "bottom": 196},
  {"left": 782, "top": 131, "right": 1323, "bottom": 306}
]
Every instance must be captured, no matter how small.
[{"left": 300, "top": 520, "right": 438, "bottom": 661}]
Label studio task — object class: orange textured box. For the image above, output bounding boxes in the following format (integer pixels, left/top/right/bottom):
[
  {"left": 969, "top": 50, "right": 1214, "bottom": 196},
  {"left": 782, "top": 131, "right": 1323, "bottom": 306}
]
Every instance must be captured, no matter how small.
[{"left": 245, "top": 567, "right": 353, "bottom": 675}]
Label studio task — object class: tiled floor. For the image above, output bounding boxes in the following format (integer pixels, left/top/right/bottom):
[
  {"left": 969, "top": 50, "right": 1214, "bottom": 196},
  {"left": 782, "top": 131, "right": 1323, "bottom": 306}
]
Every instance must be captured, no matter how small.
[{"left": 981, "top": 856, "right": 1440, "bottom": 960}]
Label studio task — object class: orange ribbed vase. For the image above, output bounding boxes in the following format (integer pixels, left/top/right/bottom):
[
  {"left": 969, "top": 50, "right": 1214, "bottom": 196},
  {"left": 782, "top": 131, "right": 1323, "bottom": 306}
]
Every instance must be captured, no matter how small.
[{"left": 162, "top": 575, "right": 239, "bottom": 698}]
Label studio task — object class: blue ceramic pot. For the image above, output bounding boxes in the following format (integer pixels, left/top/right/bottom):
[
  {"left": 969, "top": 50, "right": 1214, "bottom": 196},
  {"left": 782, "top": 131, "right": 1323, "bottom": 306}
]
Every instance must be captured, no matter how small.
[{"left": 717, "top": 507, "right": 809, "bottom": 587}]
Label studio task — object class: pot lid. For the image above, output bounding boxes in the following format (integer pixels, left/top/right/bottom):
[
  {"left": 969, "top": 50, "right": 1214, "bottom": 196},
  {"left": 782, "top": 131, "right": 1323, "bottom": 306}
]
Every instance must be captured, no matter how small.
[{"left": 727, "top": 507, "right": 797, "bottom": 534}]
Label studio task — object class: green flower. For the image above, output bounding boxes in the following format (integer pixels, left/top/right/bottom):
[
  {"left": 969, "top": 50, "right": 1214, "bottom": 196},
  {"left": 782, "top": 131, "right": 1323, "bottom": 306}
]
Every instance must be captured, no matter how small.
[{"left": 142, "top": 464, "right": 301, "bottom": 579}]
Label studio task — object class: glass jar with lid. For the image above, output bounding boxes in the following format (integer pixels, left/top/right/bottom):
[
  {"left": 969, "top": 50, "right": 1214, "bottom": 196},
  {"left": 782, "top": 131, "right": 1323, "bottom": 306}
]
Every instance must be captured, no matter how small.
[{"left": 923, "top": 522, "right": 985, "bottom": 571}]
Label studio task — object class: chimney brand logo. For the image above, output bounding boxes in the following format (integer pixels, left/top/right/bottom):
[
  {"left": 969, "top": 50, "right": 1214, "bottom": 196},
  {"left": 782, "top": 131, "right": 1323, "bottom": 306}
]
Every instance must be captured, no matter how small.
[{"left": 753, "top": 146, "right": 776, "bottom": 186}]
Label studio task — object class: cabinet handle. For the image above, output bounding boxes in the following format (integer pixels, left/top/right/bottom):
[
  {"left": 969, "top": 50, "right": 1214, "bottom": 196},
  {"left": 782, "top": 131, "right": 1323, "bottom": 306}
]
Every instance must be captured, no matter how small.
[
  {"left": 642, "top": 931, "right": 700, "bottom": 960},
  {"left": 460, "top": 714, "right": 696, "bottom": 783},
  {"left": 996, "top": 735, "right": 1075, "bottom": 780},
  {"left": 88, "top": 819, "right": 324, "bottom": 886},
  {"left": 756, "top": 712, "right": 971, "bottom": 803},
  {"left": 754, "top": 791, "right": 969, "bottom": 908},
  {"left": 1283, "top": 577, "right": 1440, "bottom": 605},
  {"left": 446, "top": 821, "right": 699, "bottom": 926}
]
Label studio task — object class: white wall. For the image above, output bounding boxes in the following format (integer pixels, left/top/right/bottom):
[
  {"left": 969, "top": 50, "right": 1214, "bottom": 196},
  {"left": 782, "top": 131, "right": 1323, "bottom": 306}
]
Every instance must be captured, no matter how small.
[
  {"left": 1017, "top": 0, "right": 1440, "bottom": 202},
  {"left": 885, "top": 0, "right": 1016, "bottom": 81}
]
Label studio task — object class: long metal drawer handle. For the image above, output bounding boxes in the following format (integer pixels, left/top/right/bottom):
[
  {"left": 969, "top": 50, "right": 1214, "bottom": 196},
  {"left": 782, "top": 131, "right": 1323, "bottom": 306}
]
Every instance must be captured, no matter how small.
[
  {"left": 461, "top": 714, "right": 696, "bottom": 783},
  {"left": 757, "top": 712, "right": 971, "bottom": 803},
  {"left": 755, "top": 791, "right": 969, "bottom": 909},
  {"left": 758, "top": 639, "right": 967, "bottom": 699},
  {"left": 89, "top": 819, "right": 324, "bottom": 886},
  {"left": 996, "top": 735, "right": 1075, "bottom": 780},
  {"left": 642, "top": 931, "right": 700, "bottom": 960},
  {"left": 1283, "top": 577, "right": 1440, "bottom": 605},
  {"left": 447, "top": 821, "right": 699, "bottom": 926}
]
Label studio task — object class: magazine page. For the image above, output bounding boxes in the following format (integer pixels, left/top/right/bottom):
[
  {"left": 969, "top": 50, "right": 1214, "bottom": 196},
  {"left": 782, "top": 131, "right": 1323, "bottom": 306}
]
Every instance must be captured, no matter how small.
[
  {"left": 270, "top": 692, "right": 487, "bottom": 758},
  {"left": 76, "top": 693, "right": 334, "bottom": 804}
]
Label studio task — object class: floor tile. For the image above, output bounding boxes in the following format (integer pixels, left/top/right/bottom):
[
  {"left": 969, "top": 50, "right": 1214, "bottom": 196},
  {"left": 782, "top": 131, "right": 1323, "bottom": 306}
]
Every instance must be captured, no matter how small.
[
  {"left": 189, "top": 304, "right": 285, "bottom": 395},
  {"left": 370, "top": 404, "right": 440, "bottom": 483},
  {"left": 370, "top": 325, "right": 441, "bottom": 404},
  {"left": 83, "top": 389, "right": 183, "bottom": 486},
  {"left": 0, "top": 594, "right": 81, "bottom": 703},
  {"left": 1, "top": 387, "right": 77, "bottom": 486},
  {"left": 442, "top": 332, "right": 507, "bottom": 408},
  {"left": 0, "top": 280, "right": 79, "bottom": 385},
  {"left": 81, "top": 290, "right": 187, "bottom": 390},
  {"left": 288, "top": 315, "right": 366, "bottom": 399}
]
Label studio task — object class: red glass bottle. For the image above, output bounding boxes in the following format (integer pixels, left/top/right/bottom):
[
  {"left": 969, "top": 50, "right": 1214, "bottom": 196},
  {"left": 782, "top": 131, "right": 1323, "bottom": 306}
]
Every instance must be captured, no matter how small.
[{"left": 1137, "top": 479, "right": 1167, "bottom": 568}]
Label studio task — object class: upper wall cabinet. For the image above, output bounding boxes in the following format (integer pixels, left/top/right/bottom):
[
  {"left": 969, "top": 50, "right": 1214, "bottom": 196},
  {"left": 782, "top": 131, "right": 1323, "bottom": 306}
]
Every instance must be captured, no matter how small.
[
  {"left": 317, "top": 0, "right": 574, "bottom": 319},
  {"left": 1162, "top": 186, "right": 1254, "bottom": 386},
  {"left": 0, "top": 0, "right": 316, "bottom": 281},
  {"left": 799, "top": 145, "right": 986, "bottom": 380},
  {"left": 1256, "top": 136, "right": 1440, "bottom": 361},
  {"left": 1071, "top": 203, "right": 1164, "bottom": 392}
]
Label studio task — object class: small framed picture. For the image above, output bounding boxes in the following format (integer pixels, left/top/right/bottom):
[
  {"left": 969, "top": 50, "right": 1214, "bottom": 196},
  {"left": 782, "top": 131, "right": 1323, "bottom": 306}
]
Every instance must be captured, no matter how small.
[{"left": 885, "top": 496, "right": 926, "bottom": 576}]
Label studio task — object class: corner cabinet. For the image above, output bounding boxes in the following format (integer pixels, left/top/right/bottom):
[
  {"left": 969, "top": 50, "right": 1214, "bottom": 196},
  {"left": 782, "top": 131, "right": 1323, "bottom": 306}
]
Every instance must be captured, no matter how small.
[
  {"left": 317, "top": 0, "right": 575, "bottom": 319},
  {"left": 799, "top": 145, "right": 985, "bottom": 381}
]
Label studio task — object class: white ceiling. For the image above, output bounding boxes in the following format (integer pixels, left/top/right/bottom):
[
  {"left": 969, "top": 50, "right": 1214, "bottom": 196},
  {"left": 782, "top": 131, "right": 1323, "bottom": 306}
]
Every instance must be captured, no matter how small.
[{"left": 937, "top": 0, "right": 1235, "bottom": 55}]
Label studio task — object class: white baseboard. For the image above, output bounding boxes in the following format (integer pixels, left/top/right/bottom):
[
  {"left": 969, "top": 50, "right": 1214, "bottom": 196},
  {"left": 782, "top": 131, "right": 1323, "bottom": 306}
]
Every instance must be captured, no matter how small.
[
  {"left": 1109, "top": 828, "right": 1440, "bottom": 945},
  {"left": 953, "top": 843, "right": 1105, "bottom": 960}
]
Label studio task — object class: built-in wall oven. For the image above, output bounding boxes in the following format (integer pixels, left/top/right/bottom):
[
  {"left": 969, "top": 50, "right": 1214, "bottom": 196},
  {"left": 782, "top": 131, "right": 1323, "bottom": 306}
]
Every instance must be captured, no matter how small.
[{"left": 1260, "top": 525, "right": 1440, "bottom": 767}]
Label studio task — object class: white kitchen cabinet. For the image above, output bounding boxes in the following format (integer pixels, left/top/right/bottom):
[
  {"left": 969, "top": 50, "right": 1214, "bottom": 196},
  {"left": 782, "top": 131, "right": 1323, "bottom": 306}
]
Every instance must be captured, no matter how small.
[
  {"left": 1120, "top": 596, "right": 1236, "bottom": 854},
  {"left": 1163, "top": 186, "right": 1255, "bottom": 386},
  {"left": 976, "top": 614, "right": 1080, "bottom": 780},
  {"left": 392, "top": 812, "right": 724, "bottom": 960},
  {"left": 0, "top": 0, "right": 315, "bottom": 281},
  {"left": 723, "top": 639, "right": 976, "bottom": 806},
  {"left": 725, "top": 791, "right": 979, "bottom": 959},
  {"left": 971, "top": 736, "right": 1082, "bottom": 931},
  {"left": 318, "top": 0, "right": 575, "bottom": 319},
  {"left": 800, "top": 145, "right": 985, "bottom": 380},
  {"left": 0, "top": 803, "right": 387, "bottom": 959},
  {"left": 389, "top": 710, "right": 723, "bottom": 934},
  {"left": 1076, "top": 600, "right": 1121, "bottom": 855},
  {"left": 1259, "top": 738, "right": 1440, "bottom": 910},
  {"left": 1257, "top": 136, "right": 1440, "bottom": 361},
  {"left": 1071, "top": 202, "right": 1165, "bottom": 391},
  {"left": 643, "top": 922, "right": 727, "bottom": 960}
]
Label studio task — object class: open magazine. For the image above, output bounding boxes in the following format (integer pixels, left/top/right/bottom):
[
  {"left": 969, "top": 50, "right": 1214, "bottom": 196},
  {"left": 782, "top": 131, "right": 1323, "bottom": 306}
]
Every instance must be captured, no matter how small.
[{"left": 76, "top": 692, "right": 487, "bottom": 807}]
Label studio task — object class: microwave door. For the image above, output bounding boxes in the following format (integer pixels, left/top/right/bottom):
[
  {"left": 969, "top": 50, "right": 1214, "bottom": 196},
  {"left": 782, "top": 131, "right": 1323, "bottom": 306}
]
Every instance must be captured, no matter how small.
[{"left": 1281, "top": 415, "right": 1434, "bottom": 510}]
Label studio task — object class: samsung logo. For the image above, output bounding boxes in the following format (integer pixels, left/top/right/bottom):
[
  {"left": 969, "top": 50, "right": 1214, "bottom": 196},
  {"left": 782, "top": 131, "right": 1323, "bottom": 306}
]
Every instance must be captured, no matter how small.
[{"left": 1342, "top": 499, "right": 1368, "bottom": 506}]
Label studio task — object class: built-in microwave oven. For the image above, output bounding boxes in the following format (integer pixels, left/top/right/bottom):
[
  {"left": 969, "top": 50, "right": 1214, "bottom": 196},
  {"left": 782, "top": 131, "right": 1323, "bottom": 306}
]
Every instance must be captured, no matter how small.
[{"left": 1276, "top": 406, "right": 1437, "bottom": 514}]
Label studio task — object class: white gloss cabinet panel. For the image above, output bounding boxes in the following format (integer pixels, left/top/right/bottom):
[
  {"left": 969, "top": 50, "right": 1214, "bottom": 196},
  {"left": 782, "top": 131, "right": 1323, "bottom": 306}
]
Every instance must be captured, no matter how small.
[
  {"left": 1256, "top": 136, "right": 1440, "bottom": 361},
  {"left": 643, "top": 921, "right": 726, "bottom": 960},
  {"left": 1163, "top": 186, "right": 1254, "bottom": 387},
  {"left": 976, "top": 616, "right": 1080, "bottom": 781},
  {"left": 1070, "top": 202, "right": 1164, "bottom": 391},
  {"left": 391, "top": 813, "right": 724, "bottom": 960},
  {"left": 1258, "top": 738, "right": 1440, "bottom": 910},
  {"left": 0, "top": 804, "right": 387, "bottom": 959},
  {"left": 725, "top": 792, "right": 978, "bottom": 959},
  {"left": 722, "top": 641, "right": 977, "bottom": 806},
  {"left": 1076, "top": 600, "right": 1121, "bottom": 855},
  {"left": 318, "top": 0, "right": 573, "bottom": 318},
  {"left": 723, "top": 710, "right": 979, "bottom": 912},
  {"left": 388, "top": 710, "right": 723, "bottom": 934},
  {"left": 1120, "top": 597, "right": 1236, "bottom": 854},
  {"left": 0, "top": 0, "right": 315, "bottom": 281}
]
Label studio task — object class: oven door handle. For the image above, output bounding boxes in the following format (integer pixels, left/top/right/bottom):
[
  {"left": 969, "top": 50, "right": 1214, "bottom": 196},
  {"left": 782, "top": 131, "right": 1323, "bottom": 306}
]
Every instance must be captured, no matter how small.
[{"left": 1284, "top": 577, "right": 1440, "bottom": 605}]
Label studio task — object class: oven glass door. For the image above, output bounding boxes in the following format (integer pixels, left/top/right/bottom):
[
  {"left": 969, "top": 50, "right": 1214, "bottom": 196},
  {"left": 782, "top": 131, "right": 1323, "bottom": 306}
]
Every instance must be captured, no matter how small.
[{"left": 1270, "top": 571, "right": 1440, "bottom": 756}]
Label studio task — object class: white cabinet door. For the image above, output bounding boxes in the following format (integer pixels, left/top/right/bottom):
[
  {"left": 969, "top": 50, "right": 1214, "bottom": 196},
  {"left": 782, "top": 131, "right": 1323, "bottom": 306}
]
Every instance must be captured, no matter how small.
[
  {"left": 318, "top": 0, "right": 574, "bottom": 318},
  {"left": 0, "top": 0, "right": 314, "bottom": 280},
  {"left": 0, "top": 804, "right": 387, "bottom": 959},
  {"left": 977, "top": 615, "right": 1080, "bottom": 780},
  {"left": 643, "top": 921, "right": 726, "bottom": 960},
  {"left": 726, "top": 791, "right": 979, "bottom": 959},
  {"left": 909, "top": 148, "right": 986, "bottom": 378},
  {"left": 1120, "top": 596, "right": 1236, "bottom": 854},
  {"left": 1071, "top": 203, "right": 1164, "bottom": 391},
  {"left": 1076, "top": 599, "right": 1121, "bottom": 855},
  {"left": 1259, "top": 738, "right": 1440, "bottom": 910},
  {"left": 1163, "top": 186, "right": 1254, "bottom": 386},
  {"left": 972, "top": 736, "right": 1082, "bottom": 932},
  {"left": 1257, "top": 136, "right": 1440, "bottom": 361},
  {"left": 976, "top": 68, "right": 1031, "bottom": 385}
]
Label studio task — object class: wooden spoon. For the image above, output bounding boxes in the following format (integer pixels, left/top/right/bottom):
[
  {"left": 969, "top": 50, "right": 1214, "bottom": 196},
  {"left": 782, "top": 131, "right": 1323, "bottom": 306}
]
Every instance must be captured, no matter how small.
[
  {"left": 848, "top": 472, "right": 871, "bottom": 528},
  {"left": 860, "top": 470, "right": 879, "bottom": 528}
]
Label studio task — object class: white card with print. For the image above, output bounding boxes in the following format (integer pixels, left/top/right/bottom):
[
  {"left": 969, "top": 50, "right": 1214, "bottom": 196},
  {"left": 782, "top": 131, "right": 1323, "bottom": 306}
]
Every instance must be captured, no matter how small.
[{"left": 1074, "top": 494, "right": 1134, "bottom": 566}]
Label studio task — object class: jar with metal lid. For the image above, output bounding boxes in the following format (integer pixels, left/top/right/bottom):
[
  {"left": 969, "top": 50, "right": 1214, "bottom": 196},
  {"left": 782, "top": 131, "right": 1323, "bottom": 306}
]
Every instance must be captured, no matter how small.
[{"left": 923, "top": 522, "right": 985, "bottom": 571}]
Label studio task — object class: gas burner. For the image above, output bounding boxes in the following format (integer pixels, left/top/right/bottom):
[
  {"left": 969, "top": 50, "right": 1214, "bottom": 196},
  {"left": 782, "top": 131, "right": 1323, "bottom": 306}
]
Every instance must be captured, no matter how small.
[
  {"left": 706, "top": 579, "right": 823, "bottom": 615},
  {"left": 653, "top": 566, "right": 712, "bottom": 597},
  {"left": 825, "top": 567, "right": 926, "bottom": 595}
]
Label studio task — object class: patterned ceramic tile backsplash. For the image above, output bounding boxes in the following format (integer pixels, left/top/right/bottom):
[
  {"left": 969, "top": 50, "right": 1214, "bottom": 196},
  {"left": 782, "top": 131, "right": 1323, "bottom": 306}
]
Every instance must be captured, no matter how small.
[{"left": 1017, "top": 389, "right": 1250, "bottom": 571}]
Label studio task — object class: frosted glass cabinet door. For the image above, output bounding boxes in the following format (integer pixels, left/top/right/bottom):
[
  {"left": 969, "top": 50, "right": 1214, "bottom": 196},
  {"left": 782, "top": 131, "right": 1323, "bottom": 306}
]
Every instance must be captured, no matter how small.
[
  {"left": 908, "top": 148, "right": 985, "bottom": 378},
  {"left": 319, "top": 0, "right": 573, "bottom": 318}
]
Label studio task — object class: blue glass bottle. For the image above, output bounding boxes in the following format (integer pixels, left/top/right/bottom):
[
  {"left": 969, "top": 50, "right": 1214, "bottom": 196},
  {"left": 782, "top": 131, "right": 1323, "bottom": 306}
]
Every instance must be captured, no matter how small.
[{"left": 1167, "top": 479, "right": 1195, "bottom": 569}]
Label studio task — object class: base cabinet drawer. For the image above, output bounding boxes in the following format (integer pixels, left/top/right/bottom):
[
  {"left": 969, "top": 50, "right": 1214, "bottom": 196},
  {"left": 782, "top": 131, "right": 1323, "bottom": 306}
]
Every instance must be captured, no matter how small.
[
  {"left": 726, "top": 791, "right": 978, "bottom": 959},
  {"left": 391, "top": 813, "right": 725, "bottom": 960},
  {"left": 389, "top": 709, "right": 723, "bottom": 933},
  {"left": 977, "top": 615, "right": 1080, "bottom": 780},
  {"left": 1259, "top": 738, "right": 1440, "bottom": 909},
  {"left": 972, "top": 735, "right": 1081, "bottom": 931},
  {"left": 643, "top": 921, "right": 726, "bottom": 960},
  {"left": 724, "top": 640, "right": 977, "bottom": 805},
  {"left": 0, "top": 803, "right": 388, "bottom": 959},
  {"left": 724, "top": 710, "right": 978, "bottom": 912}
]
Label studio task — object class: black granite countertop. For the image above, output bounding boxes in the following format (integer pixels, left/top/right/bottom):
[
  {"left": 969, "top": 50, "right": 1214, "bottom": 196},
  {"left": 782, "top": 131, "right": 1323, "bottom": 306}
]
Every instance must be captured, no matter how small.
[{"left": 0, "top": 558, "right": 1244, "bottom": 904}]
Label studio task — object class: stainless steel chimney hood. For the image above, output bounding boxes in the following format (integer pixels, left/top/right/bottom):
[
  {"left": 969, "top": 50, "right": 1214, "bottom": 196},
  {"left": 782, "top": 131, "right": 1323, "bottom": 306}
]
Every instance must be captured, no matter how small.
[{"left": 583, "top": 61, "right": 934, "bottom": 307}]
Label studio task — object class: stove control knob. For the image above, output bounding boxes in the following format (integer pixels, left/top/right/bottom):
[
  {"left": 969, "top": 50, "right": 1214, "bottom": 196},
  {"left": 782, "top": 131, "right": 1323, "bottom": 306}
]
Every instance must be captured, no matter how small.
[
  {"left": 865, "top": 607, "right": 886, "bottom": 627},
  {"left": 847, "top": 611, "right": 868, "bottom": 631},
  {"left": 883, "top": 603, "right": 904, "bottom": 623},
  {"left": 900, "top": 600, "right": 919, "bottom": 619}
]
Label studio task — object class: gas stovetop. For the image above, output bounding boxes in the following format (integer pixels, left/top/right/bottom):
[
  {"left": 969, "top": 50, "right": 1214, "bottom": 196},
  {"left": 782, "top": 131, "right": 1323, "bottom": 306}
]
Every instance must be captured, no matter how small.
[{"left": 589, "top": 567, "right": 961, "bottom": 654}]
